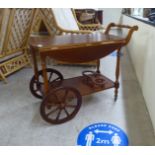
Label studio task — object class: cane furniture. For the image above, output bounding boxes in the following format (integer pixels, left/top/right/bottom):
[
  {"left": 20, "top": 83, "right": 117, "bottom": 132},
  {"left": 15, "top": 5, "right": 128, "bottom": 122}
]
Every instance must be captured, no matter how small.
[
  {"left": 37, "top": 8, "right": 103, "bottom": 35},
  {"left": 74, "top": 9, "right": 103, "bottom": 24},
  {"left": 0, "top": 9, "right": 37, "bottom": 83}
]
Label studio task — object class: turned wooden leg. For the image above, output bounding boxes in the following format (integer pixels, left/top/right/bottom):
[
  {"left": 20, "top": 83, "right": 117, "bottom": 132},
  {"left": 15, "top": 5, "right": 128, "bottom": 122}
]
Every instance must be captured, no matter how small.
[
  {"left": 96, "top": 59, "right": 101, "bottom": 73},
  {"left": 40, "top": 56, "right": 48, "bottom": 94},
  {"left": 30, "top": 46, "right": 39, "bottom": 81},
  {"left": 114, "top": 48, "right": 121, "bottom": 101}
]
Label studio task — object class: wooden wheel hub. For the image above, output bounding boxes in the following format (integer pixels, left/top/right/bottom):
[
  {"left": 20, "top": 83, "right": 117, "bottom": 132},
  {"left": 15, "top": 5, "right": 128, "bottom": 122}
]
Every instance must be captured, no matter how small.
[{"left": 60, "top": 102, "right": 66, "bottom": 108}]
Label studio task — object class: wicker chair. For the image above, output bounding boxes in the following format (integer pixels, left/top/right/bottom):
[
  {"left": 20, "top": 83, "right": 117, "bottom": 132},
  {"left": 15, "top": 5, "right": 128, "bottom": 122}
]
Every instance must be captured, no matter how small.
[
  {"left": 38, "top": 8, "right": 104, "bottom": 34},
  {"left": 0, "top": 9, "right": 36, "bottom": 83},
  {"left": 72, "top": 9, "right": 103, "bottom": 31}
]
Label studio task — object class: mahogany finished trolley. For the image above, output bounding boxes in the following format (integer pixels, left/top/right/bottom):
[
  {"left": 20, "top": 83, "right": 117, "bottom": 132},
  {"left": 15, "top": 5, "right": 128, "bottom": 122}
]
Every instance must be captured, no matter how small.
[{"left": 29, "top": 23, "right": 138, "bottom": 124}]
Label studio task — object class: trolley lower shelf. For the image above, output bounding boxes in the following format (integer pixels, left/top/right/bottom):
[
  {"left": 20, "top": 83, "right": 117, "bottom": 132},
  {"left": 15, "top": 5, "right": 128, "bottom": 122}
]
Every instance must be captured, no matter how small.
[{"left": 50, "top": 73, "right": 115, "bottom": 96}]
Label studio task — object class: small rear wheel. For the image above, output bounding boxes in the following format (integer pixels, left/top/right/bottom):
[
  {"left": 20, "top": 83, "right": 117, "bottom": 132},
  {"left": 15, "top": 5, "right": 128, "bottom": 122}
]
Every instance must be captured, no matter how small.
[
  {"left": 40, "top": 87, "right": 82, "bottom": 124},
  {"left": 29, "top": 68, "right": 63, "bottom": 99}
]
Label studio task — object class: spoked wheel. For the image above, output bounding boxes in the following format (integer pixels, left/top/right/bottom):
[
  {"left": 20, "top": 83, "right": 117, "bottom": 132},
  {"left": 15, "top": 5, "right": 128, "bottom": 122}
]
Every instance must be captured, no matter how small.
[
  {"left": 29, "top": 68, "right": 63, "bottom": 99},
  {"left": 40, "top": 87, "right": 82, "bottom": 124}
]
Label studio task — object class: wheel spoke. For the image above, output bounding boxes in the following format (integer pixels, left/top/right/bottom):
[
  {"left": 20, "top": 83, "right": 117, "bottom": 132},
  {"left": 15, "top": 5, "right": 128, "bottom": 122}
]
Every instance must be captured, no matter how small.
[
  {"left": 35, "top": 80, "right": 43, "bottom": 85},
  {"left": 56, "top": 109, "right": 62, "bottom": 121},
  {"left": 35, "top": 83, "right": 43, "bottom": 91},
  {"left": 52, "top": 77, "right": 61, "bottom": 82},
  {"left": 47, "top": 107, "right": 59, "bottom": 117},
  {"left": 64, "top": 108, "right": 70, "bottom": 116},
  {"left": 48, "top": 72, "right": 53, "bottom": 82}
]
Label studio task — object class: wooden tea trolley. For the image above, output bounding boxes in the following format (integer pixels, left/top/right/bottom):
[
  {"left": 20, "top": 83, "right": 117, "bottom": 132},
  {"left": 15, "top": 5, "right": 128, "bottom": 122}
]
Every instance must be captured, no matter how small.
[{"left": 29, "top": 23, "right": 138, "bottom": 124}]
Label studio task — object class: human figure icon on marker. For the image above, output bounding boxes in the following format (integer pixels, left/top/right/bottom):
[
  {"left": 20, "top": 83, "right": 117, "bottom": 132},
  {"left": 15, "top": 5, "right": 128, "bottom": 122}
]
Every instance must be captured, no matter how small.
[
  {"left": 85, "top": 131, "right": 95, "bottom": 146},
  {"left": 111, "top": 133, "right": 121, "bottom": 146}
]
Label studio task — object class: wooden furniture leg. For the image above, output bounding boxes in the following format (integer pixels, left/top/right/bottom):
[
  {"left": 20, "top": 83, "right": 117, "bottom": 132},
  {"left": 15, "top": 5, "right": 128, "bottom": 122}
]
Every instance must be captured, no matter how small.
[
  {"left": 30, "top": 47, "right": 39, "bottom": 81},
  {"left": 114, "top": 48, "right": 121, "bottom": 101},
  {"left": 96, "top": 59, "right": 101, "bottom": 73},
  {"left": 40, "top": 56, "right": 49, "bottom": 94}
]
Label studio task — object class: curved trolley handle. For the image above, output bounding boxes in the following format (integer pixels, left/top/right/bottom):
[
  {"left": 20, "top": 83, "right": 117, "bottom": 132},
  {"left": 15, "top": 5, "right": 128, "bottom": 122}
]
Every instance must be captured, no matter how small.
[{"left": 104, "top": 23, "right": 138, "bottom": 45}]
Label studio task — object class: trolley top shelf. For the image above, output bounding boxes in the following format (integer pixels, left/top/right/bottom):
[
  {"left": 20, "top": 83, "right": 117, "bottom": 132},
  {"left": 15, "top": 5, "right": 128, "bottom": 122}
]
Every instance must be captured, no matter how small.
[
  {"left": 29, "top": 23, "right": 138, "bottom": 63},
  {"left": 29, "top": 23, "right": 138, "bottom": 54},
  {"left": 29, "top": 32, "right": 126, "bottom": 52},
  {"left": 29, "top": 32, "right": 127, "bottom": 63}
]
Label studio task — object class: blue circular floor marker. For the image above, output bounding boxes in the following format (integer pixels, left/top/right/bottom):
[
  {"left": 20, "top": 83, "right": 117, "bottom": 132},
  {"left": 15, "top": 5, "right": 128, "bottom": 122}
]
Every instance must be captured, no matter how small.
[{"left": 77, "top": 123, "right": 128, "bottom": 146}]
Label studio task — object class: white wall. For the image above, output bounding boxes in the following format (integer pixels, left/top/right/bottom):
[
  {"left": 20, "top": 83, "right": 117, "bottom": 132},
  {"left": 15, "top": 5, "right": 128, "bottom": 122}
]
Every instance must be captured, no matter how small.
[
  {"left": 101, "top": 8, "right": 122, "bottom": 26},
  {"left": 122, "top": 15, "right": 155, "bottom": 131}
]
